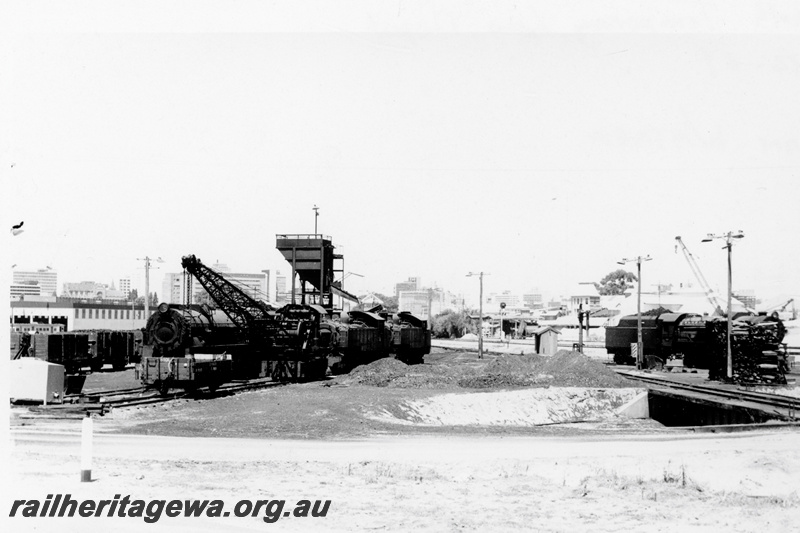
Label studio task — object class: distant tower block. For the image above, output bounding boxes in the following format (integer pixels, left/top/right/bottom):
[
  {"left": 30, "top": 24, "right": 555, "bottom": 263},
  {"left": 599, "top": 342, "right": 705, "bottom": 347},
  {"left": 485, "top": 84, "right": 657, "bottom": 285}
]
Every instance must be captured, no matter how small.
[{"left": 275, "top": 234, "right": 358, "bottom": 312}]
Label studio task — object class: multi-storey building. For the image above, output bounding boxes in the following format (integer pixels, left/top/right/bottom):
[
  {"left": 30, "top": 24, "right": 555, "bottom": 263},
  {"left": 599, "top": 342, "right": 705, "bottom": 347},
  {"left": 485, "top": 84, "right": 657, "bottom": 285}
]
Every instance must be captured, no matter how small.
[
  {"left": 162, "top": 273, "right": 185, "bottom": 304},
  {"left": 395, "top": 277, "right": 420, "bottom": 298},
  {"left": 11, "top": 282, "right": 42, "bottom": 297},
  {"left": 522, "top": 290, "right": 544, "bottom": 310},
  {"left": 161, "top": 269, "right": 269, "bottom": 306},
  {"left": 13, "top": 269, "right": 58, "bottom": 296},
  {"left": 275, "top": 271, "right": 287, "bottom": 304},
  {"left": 398, "top": 289, "right": 439, "bottom": 320},
  {"left": 397, "top": 287, "right": 464, "bottom": 322},
  {"left": 119, "top": 277, "right": 131, "bottom": 299}
]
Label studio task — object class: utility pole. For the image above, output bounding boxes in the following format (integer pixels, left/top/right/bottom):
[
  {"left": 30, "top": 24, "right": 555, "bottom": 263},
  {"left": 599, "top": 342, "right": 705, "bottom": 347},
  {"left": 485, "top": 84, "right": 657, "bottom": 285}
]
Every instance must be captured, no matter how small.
[
  {"left": 702, "top": 231, "right": 745, "bottom": 380},
  {"left": 427, "top": 288, "right": 434, "bottom": 329},
  {"left": 313, "top": 205, "right": 319, "bottom": 235},
  {"left": 618, "top": 255, "right": 652, "bottom": 369},
  {"left": 467, "top": 272, "right": 488, "bottom": 359},
  {"left": 137, "top": 256, "right": 164, "bottom": 320}
]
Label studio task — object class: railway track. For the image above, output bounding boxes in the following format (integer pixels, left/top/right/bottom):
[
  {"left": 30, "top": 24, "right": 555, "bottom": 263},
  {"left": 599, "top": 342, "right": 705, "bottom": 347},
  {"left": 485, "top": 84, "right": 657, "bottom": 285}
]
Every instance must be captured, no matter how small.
[
  {"left": 20, "top": 378, "right": 286, "bottom": 418},
  {"left": 65, "top": 386, "right": 147, "bottom": 402},
  {"left": 615, "top": 370, "right": 800, "bottom": 416}
]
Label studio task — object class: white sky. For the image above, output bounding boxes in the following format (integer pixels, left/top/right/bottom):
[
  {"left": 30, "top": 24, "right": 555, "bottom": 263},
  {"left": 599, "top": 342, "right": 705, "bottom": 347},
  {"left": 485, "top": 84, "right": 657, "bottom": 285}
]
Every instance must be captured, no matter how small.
[{"left": 3, "top": 2, "right": 800, "bottom": 305}]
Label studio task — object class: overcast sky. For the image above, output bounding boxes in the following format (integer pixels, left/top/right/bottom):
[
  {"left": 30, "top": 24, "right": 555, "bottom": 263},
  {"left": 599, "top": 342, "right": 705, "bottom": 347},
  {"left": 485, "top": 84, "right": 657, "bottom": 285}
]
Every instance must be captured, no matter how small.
[{"left": 3, "top": 2, "right": 800, "bottom": 306}]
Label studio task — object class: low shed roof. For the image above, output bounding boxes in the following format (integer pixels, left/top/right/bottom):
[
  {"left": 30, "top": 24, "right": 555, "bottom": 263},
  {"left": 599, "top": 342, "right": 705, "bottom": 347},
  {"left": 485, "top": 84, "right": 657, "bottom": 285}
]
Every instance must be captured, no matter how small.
[{"left": 531, "top": 326, "right": 561, "bottom": 335}]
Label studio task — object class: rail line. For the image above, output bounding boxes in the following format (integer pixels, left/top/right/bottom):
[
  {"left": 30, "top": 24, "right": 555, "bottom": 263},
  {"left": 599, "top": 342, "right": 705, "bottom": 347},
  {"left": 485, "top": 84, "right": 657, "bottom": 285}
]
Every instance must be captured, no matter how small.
[
  {"left": 615, "top": 370, "right": 800, "bottom": 415},
  {"left": 65, "top": 386, "right": 147, "bottom": 402},
  {"left": 21, "top": 378, "right": 286, "bottom": 418}
]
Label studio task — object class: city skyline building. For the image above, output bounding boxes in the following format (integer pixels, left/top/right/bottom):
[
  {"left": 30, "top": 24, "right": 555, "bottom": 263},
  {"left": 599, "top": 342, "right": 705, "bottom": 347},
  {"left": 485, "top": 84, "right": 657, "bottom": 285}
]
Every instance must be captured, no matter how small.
[
  {"left": 11, "top": 282, "right": 42, "bottom": 298},
  {"left": 275, "top": 271, "right": 287, "bottom": 304},
  {"left": 119, "top": 277, "right": 131, "bottom": 299},
  {"left": 395, "top": 277, "right": 420, "bottom": 298},
  {"left": 13, "top": 268, "right": 58, "bottom": 296},
  {"left": 522, "top": 289, "right": 544, "bottom": 310},
  {"left": 161, "top": 268, "right": 269, "bottom": 306},
  {"left": 62, "top": 280, "right": 127, "bottom": 301}
]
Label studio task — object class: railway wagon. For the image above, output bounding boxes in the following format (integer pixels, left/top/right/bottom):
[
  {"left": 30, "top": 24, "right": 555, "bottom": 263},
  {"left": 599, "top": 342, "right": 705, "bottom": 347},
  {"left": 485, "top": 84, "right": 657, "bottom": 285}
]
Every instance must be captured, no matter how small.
[
  {"left": 82, "top": 330, "right": 143, "bottom": 371},
  {"left": 140, "top": 355, "right": 233, "bottom": 395},
  {"left": 28, "top": 332, "right": 92, "bottom": 374},
  {"left": 390, "top": 311, "right": 431, "bottom": 364},
  {"left": 331, "top": 310, "right": 392, "bottom": 374}
]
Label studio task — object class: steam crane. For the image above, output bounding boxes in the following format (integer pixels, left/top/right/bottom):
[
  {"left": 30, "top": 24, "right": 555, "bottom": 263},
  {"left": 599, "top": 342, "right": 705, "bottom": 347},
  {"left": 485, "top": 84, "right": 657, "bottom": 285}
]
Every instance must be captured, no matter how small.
[
  {"left": 181, "top": 254, "right": 331, "bottom": 381},
  {"left": 763, "top": 298, "right": 796, "bottom": 320},
  {"left": 674, "top": 236, "right": 726, "bottom": 316},
  {"left": 181, "top": 254, "right": 277, "bottom": 342}
]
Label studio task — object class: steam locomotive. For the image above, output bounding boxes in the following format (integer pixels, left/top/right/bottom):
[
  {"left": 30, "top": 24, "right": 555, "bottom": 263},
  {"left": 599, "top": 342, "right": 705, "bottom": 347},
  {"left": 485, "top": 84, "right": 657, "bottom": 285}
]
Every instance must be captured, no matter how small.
[
  {"left": 605, "top": 311, "right": 789, "bottom": 383},
  {"left": 138, "top": 302, "right": 431, "bottom": 394}
]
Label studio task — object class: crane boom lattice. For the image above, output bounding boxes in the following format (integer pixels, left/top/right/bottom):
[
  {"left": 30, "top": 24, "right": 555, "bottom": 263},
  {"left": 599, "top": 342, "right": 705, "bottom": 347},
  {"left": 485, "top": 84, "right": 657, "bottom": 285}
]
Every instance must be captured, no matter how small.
[
  {"left": 675, "top": 236, "right": 724, "bottom": 315},
  {"left": 180, "top": 254, "right": 277, "bottom": 337}
]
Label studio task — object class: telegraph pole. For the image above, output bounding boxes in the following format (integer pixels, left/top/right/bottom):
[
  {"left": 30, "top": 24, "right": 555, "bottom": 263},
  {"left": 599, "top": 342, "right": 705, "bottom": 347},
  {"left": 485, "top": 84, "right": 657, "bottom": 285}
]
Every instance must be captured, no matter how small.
[
  {"left": 467, "top": 272, "right": 488, "bottom": 359},
  {"left": 618, "top": 255, "right": 652, "bottom": 369}
]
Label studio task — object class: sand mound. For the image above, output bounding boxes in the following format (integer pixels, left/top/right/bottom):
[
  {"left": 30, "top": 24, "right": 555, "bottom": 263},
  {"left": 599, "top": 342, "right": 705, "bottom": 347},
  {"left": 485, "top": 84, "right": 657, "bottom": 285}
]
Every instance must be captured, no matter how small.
[{"left": 367, "top": 387, "right": 645, "bottom": 426}]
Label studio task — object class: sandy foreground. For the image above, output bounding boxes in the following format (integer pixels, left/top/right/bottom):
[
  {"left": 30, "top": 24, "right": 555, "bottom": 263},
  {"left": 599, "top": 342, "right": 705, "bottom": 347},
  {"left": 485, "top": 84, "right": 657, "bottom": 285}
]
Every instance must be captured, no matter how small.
[
  {"left": 5, "top": 413, "right": 800, "bottom": 532},
  {"left": 5, "top": 351, "right": 800, "bottom": 532}
]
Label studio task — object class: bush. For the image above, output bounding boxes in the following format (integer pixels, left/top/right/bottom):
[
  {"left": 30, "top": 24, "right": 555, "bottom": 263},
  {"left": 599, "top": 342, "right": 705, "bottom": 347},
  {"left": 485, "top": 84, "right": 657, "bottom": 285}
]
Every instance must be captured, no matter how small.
[{"left": 431, "top": 310, "right": 476, "bottom": 339}]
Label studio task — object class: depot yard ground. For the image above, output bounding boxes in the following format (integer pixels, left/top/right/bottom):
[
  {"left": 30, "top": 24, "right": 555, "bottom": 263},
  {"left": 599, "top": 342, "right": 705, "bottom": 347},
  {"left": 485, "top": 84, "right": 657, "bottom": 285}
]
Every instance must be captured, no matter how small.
[{"left": 8, "top": 349, "right": 800, "bottom": 532}]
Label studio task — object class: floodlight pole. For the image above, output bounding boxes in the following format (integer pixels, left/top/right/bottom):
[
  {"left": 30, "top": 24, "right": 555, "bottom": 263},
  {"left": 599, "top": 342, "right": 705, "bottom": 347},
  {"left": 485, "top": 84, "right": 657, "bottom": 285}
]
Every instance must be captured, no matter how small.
[
  {"left": 702, "top": 231, "right": 744, "bottom": 380},
  {"left": 727, "top": 238, "right": 733, "bottom": 378}
]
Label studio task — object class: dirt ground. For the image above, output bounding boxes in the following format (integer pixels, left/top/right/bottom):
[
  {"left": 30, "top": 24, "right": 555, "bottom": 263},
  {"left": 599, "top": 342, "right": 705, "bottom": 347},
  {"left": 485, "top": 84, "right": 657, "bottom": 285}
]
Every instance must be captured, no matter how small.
[{"left": 6, "top": 349, "right": 800, "bottom": 532}]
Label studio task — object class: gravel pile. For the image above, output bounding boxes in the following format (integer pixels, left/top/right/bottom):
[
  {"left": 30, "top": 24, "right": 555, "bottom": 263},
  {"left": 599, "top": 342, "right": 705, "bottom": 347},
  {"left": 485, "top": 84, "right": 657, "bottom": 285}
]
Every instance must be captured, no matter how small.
[
  {"left": 344, "top": 358, "right": 411, "bottom": 387},
  {"left": 336, "top": 350, "right": 631, "bottom": 389},
  {"left": 457, "top": 354, "right": 549, "bottom": 389},
  {"left": 537, "top": 350, "right": 633, "bottom": 388}
]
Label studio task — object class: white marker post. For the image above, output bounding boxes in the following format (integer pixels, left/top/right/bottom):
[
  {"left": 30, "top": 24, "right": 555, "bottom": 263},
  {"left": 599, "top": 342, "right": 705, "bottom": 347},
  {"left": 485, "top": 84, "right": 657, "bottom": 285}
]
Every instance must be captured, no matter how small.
[{"left": 80, "top": 412, "right": 93, "bottom": 482}]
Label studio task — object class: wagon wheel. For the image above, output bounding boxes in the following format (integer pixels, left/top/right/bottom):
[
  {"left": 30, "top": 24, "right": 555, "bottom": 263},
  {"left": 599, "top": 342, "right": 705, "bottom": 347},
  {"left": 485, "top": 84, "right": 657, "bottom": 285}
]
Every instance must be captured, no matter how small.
[{"left": 157, "top": 381, "right": 171, "bottom": 397}]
